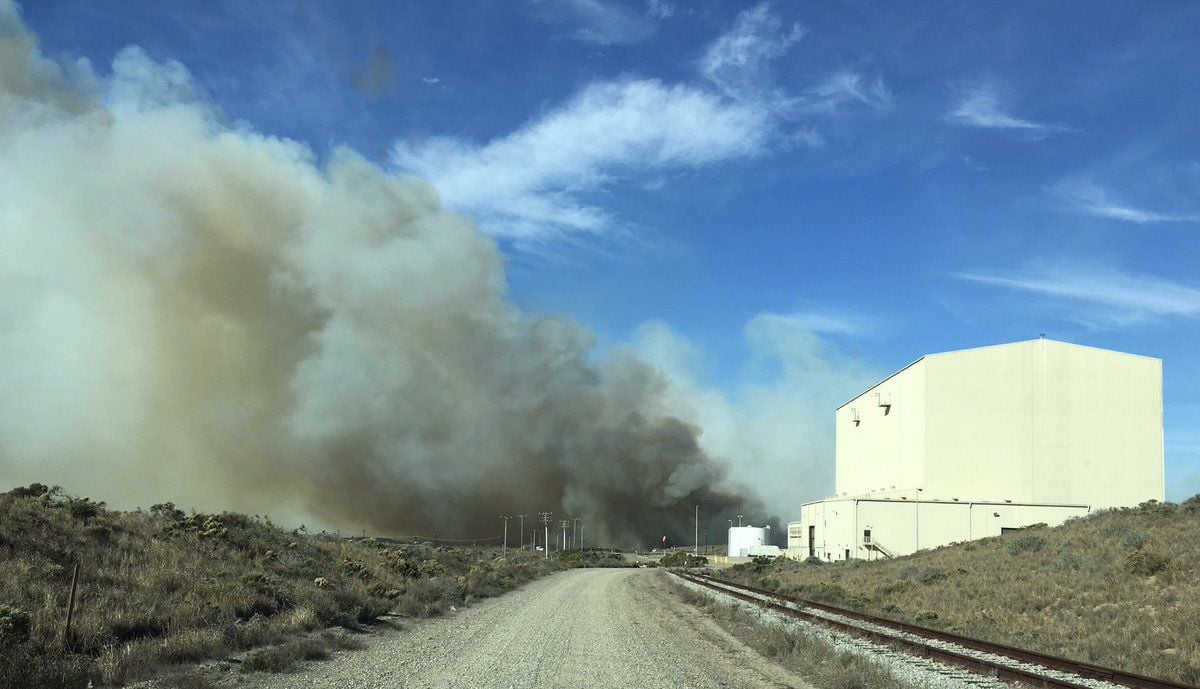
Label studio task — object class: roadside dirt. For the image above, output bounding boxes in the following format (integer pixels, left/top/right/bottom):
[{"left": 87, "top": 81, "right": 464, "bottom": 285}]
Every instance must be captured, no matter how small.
[{"left": 228, "top": 568, "right": 814, "bottom": 689}]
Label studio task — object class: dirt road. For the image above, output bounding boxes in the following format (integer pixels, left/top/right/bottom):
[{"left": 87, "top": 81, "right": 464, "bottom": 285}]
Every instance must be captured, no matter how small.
[{"left": 240, "top": 568, "right": 811, "bottom": 689}]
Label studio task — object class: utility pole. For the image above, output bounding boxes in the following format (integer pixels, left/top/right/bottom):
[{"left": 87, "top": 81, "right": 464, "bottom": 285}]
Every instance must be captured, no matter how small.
[
  {"left": 572, "top": 517, "right": 579, "bottom": 550},
  {"left": 518, "top": 514, "right": 527, "bottom": 548},
  {"left": 694, "top": 504, "right": 699, "bottom": 555},
  {"left": 560, "top": 520, "right": 569, "bottom": 552},
  {"left": 579, "top": 521, "right": 585, "bottom": 550},
  {"left": 501, "top": 515, "right": 511, "bottom": 556},
  {"left": 539, "top": 512, "right": 552, "bottom": 559}
]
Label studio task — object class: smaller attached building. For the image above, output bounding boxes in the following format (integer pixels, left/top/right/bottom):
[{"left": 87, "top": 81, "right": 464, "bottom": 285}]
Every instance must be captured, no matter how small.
[{"left": 797, "top": 338, "right": 1164, "bottom": 561}]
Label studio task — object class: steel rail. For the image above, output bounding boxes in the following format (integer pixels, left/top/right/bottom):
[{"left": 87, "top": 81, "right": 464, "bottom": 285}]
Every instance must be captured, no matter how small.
[
  {"left": 687, "top": 572, "right": 1192, "bottom": 689},
  {"left": 674, "top": 571, "right": 1194, "bottom": 689}
]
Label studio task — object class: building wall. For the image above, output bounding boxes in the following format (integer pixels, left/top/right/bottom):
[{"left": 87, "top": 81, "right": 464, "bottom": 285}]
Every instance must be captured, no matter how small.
[
  {"left": 833, "top": 339, "right": 1163, "bottom": 507},
  {"left": 799, "top": 499, "right": 1090, "bottom": 561},
  {"left": 804, "top": 339, "right": 1163, "bottom": 561},
  {"left": 786, "top": 521, "right": 804, "bottom": 550},
  {"left": 834, "top": 359, "right": 927, "bottom": 498},
  {"left": 922, "top": 339, "right": 1164, "bottom": 507}
]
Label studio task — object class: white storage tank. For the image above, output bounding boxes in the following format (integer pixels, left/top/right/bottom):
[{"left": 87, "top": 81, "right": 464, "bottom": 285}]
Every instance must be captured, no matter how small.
[{"left": 728, "top": 526, "right": 769, "bottom": 557}]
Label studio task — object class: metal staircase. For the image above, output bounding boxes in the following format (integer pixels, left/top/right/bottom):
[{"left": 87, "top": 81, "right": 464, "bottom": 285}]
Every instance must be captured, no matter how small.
[{"left": 862, "top": 533, "right": 895, "bottom": 559}]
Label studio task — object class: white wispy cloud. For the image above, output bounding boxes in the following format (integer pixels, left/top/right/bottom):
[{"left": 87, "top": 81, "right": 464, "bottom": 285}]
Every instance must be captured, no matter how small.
[
  {"left": 949, "top": 85, "right": 1061, "bottom": 132},
  {"left": 1050, "top": 177, "right": 1200, "bottom": 224},
  {"left": 533, "top": 0, "right": 658, "bottom": 45},
  {"left": 805, "top": 71, "right": 892, "bottom": 113},
  {"left": 751, "top": 310, "right": 879, "bottom": 337},
  {"left": 646, "top": 0, "right": 674, "bottom": 20},
  {"left": 700, "top": 5, "right": 889, "bottom": 117},
  {"left": 395, "top": 4, "right": 884, "bottom": 246},
  {"left": 699, "top": 3, "right": 804, "bottom": 101},
  {"left": 960, "top": 265, "right": 1200, "bottom": 327},
  {"left": 392, "top": 79, "right": 772, "bottom": 242}
]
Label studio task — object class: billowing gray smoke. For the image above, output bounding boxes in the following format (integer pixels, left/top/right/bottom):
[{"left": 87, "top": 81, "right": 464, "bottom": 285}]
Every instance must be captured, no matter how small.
[{"left": 0, "top": 4, "right": 763, "bottom": 545}]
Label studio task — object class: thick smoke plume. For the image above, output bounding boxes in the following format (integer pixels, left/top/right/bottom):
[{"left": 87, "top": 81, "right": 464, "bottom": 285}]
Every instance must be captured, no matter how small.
[{"left": 0, "top": 4, "right": 762, "bottom": 546}]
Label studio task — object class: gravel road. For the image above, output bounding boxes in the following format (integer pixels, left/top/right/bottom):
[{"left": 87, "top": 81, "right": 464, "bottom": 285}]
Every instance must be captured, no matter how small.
[{"left": 238, "top": 568, "right": 813, "bottom": 689}]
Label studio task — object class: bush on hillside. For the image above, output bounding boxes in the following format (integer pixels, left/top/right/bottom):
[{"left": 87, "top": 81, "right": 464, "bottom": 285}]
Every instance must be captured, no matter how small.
[
  {"left": 557, "top": 548, "right": 628, "bottom": 568},
  {"left": 1124, "top": 550, "right": 1169, "bottom": 576},
  {"left": 660, "top": 551, "right": 708, "bottom": 567},
  {"left": 1005, "top": 534, "right": 1046, "bottom": 555}
]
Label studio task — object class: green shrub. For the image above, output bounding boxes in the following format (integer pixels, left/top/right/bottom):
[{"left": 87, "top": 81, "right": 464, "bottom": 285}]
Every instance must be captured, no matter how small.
[
  {"left": 4, "top": 483, "right": 53, "bottom": 499},
  {"left": 66, "top": 497, "right": 105, "bottom": 522},
  {"left": 0, "top": 606, "right": 31, "bottom": 647},
  {"left": 896, "top": 564, "right": 947, "bottom": 584},
  {"left": 1121, "top": 530, "right": 1150, "bottom": 550},
  {"left": 660, "top": 551, "right": 708, "bottom": 567},
  {"left": 1125, "top": 550, "right": 1169, "bottom": 576},
  {"left": 1005, "top": 534, "right": 1046, "bottom": 555},
  {"left": 1044, "top": 551, "right": 1084, "bottom": 572}
]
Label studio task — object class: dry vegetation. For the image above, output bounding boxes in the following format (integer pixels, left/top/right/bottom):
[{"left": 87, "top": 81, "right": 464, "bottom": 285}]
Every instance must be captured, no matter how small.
[
  {"left": 722, "top": 497, "right": 1200, "bottom": 685},
  {"left": 671, "top": 582, "right": 907, "bottom": 689},
  {"left": 0, "top": 484, "right": 564, "bottom": 689}
]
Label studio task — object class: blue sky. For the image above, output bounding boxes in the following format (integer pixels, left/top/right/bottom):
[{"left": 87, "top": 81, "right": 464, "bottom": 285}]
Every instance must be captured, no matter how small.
[{"left": 19, "top": 0, "right": 1200, "bottom": 500}]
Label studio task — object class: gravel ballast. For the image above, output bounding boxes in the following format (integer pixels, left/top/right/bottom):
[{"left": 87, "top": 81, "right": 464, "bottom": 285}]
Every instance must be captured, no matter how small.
[{"left": 235, "top": 568, "right": 815, "bottom": 689}]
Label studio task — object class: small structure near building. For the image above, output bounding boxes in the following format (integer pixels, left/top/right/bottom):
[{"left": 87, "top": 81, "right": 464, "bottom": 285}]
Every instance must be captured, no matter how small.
[
  {"left": 748, "top": 544, "right": 781, "bottom": 557},
  {"left": 795, "top": 338, "right": 1164, "bottom": 562},
  {"left": 728, "top": 525, "right": 770, "bottom": 557}
]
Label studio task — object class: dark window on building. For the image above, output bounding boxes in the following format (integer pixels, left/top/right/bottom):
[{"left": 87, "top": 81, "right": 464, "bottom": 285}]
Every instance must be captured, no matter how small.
[
  {"left": 863, "top": 529, "right": 872, "bottom": 544},
  {"left": 808, "top": 525, "right": 815, "bottom": 558}
]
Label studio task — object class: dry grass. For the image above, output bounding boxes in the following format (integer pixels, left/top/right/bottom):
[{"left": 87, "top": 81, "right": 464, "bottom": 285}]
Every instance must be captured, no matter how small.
[
  {"left": 670, "top": 581, "right": 908, "bottom": 689},
  {"left": 0, "top": 484, "right": 563, "bottom": 688},
  {"left": 721, "top": 497, "right": 1200, "bottom": 685}
]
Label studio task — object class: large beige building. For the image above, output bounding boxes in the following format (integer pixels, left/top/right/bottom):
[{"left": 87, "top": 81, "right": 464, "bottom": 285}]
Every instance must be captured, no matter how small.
[{"left": 795, "top": 338, "right": 1164, "bottom": 561}]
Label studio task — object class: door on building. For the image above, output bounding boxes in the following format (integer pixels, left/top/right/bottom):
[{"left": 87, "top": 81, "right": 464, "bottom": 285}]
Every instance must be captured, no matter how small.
[
  {"left": 808, "top": 525, "right": 815, "bottom": 558},
  {"left": 844, "top": 548, "right": 850, "bottom": 561}
]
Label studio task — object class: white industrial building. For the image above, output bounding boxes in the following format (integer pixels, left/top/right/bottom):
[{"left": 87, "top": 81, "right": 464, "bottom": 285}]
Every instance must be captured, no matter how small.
[{"left": 796, "top": 338, "right": 1164, "bottom": 561}]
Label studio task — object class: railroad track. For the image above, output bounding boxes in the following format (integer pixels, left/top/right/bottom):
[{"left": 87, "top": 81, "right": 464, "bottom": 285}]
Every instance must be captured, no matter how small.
[{"left": 672, "top": 570, "right": 1194, "bottom": 689}]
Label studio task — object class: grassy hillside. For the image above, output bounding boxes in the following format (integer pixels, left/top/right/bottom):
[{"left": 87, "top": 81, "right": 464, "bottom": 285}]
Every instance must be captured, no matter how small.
[
  {"left": 722, "top": 497, "right": 1200, "bottom": 685},
  {"left": 0, "top": 484, "right": 563, "bottom": 689}
]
